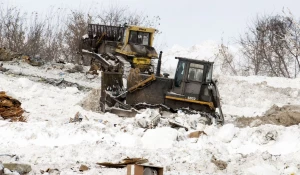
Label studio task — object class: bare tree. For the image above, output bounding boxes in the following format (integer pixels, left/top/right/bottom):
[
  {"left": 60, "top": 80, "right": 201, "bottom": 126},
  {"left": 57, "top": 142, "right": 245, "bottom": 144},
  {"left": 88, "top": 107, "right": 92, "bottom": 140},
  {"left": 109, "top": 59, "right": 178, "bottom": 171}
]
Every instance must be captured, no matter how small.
[
  {"left": 0, "top": 5, "right": 26, "bottom": 52},
  {"left": 239, "top": 14, "right": 298, "bottom": 78},
  {"left": 216, "top": 42, "right": 238, "bottom": 75},
  {"left": 63, "top": 10, "right": 92, "bottom": 64}
]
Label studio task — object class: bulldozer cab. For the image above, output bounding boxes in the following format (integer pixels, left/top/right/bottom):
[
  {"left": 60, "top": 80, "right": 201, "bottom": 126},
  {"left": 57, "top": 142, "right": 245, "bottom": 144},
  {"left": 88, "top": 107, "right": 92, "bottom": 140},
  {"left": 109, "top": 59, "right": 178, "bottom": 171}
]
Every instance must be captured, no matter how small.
[
  {"left": 172, "top": 57, "right": 213, "bottom": 102},
  {"left": 124, "top": 26, "right": 156, "bottom": 46}
]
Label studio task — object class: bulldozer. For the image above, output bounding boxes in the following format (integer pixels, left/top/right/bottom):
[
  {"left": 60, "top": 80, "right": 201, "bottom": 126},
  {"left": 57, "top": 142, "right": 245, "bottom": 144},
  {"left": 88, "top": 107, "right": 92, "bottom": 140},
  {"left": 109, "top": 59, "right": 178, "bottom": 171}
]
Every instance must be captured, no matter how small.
[
  {"left": 80, "top": 23, "right": 158, "bottom": 74},
  {"left": 100, "top": 56, "right": 224, "bottom": 125},
  {"left": 80, "top": 23, "right": 224, "bottom": 124}
]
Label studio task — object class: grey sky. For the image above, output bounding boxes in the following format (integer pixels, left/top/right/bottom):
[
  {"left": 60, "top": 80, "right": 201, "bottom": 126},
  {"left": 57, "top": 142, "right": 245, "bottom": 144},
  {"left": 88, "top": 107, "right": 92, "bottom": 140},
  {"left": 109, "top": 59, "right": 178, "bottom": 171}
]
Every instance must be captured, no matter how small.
[{"left": 5, "top": 0, "right": 300, "bottom": 49}]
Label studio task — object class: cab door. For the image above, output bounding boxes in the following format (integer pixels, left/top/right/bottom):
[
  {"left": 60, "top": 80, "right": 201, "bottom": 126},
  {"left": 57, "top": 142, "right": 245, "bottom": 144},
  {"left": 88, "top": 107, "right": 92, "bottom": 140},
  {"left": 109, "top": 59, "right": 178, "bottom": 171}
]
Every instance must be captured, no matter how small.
[
  {"left": 183, "top": 63, "right": 204, "bottom": 100},
  {"left": 172, "top": 60, "right": 187, "bottom": 95}
]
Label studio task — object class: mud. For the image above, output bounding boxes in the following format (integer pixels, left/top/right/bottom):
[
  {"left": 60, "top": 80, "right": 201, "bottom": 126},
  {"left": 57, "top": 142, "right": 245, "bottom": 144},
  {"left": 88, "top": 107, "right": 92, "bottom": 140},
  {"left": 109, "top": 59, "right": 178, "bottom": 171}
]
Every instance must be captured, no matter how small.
[{"left": 235, "top": 105, "right": 300, "bottom": 127}]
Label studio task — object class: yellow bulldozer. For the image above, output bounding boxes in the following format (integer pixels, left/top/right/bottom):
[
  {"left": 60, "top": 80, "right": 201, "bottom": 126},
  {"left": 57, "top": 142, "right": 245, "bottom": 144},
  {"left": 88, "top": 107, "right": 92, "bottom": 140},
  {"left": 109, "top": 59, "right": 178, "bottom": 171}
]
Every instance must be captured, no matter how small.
[{"left": 80, "top": 23, "right": 159, "bottom": 74}]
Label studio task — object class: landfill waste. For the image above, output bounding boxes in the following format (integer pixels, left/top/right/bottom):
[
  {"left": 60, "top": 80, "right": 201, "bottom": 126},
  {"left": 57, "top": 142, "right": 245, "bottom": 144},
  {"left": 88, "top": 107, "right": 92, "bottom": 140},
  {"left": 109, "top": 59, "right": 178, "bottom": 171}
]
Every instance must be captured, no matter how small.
[
  {"left": 79, "top": 164, "right": 89, "bottom": 172},
  {"left": 211, "top": 155, "right": 227, "bottom": 170},
  {"left": 41, "top": 168, "right": 60, "bottom": 174},
  {"left": 25, "top": 55, "right": 44, "bottom": 66},
  {"left": 236, "top": 105, "right": 300, "bottom": 127},
  {"left": 97, "top": 157, "right": 148, "bottom": 168},
  {"left": 0, "top": 92, "right": 26, "bottom": 122},
  {"left": 0, "top": 63, "right": 8, "bottom": 72},
  {"left": 188, "top": 131, "right": 206, "bottom": 138},
  {"left": 135, "top": 109, "right": 161, "bottom": 128},
  {"left": 66, "top": 65, "right": 84, "bottom": 73},
  {"left": 69, "top": 112, "right": 83, "bottom": 123},
  {"left": 2, "top": 163, "right": 32, "bottom": 174}
]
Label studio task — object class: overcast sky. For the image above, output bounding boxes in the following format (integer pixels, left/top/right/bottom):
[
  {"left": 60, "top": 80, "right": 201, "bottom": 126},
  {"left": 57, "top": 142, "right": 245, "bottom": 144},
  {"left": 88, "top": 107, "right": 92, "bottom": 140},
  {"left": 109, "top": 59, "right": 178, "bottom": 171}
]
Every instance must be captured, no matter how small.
[{"left": 4, "top": 0, "right": 300, "bottom": 49}]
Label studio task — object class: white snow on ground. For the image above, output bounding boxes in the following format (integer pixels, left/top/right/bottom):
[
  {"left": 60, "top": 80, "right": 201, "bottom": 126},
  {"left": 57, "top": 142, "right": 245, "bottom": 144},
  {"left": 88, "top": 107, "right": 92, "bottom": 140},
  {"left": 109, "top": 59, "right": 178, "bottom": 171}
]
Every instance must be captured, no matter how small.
[
  {"left": 0, "top": 43, "right": 300, "bottom": 174},
  {"left": 218, "top": 75, "right": 300, "bottom": 117},
  {"left": 3, "top": 61, "right": 101, "bottom": 89}
]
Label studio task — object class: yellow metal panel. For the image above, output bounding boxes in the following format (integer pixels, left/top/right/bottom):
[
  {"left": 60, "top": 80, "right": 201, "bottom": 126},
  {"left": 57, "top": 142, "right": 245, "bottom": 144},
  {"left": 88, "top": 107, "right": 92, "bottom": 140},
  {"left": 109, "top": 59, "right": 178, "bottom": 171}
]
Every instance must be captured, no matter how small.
[
  {"left": 165, "top": 96, "right": 215, "bottom": 110},
  {"left": 115, "top": 49, "right": 158, "bottom": 58},
  {"left": 128, "top": 26, "right": 156, "bottom": 33},
  {"left": 133, "top": 57, "right": 151, "bottom": 65}
]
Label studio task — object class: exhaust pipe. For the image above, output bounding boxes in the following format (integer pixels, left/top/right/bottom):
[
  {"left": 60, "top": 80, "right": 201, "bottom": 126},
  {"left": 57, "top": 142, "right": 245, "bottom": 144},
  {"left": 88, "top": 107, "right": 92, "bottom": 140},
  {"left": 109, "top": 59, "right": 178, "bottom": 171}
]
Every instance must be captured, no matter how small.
[{"left": 156, "top": 51, "right": 163, "bottom": 76}]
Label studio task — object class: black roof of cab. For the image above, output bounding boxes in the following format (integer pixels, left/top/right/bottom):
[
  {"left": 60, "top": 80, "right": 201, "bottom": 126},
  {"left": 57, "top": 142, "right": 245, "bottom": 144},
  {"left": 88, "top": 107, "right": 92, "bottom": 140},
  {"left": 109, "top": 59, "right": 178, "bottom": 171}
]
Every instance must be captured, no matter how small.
[{"left": 175, "top": 57, "right": 214, "bottom": 65}]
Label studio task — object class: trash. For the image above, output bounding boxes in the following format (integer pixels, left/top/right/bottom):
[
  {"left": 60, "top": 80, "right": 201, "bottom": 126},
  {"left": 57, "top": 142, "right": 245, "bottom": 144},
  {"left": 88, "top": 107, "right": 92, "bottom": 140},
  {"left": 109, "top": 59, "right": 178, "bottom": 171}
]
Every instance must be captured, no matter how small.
[
  {"left": 3, "top": 163, "right": 31, "bottom": 174},
  {"left": 127, "top": 164, "right": 163, "bottom": 175},
  {"left": 79, "top": 164, "right": 89, "bottom": 172},
  {"left": 43, "top": 168, "right": 60, "bottom": 174},
  {"left": 211, "top": 155, "right": 227, "bottom": 170},
  {"left": 0, "top": 92, "right": 26, "bottom": 122},
  {"left": 135, "top": 109, "right": 161, "bottom": 129},
  {"left": 0, "top": 63, "right": 8, "bottom": 72},
  {"left": 168, "top": 119, "right": 188, "bottom": 131},
  {"left": 58, "top": 72, "right": 65, "bottom": 77},
  {"left": 69, "top": 112, "right": 83, "bottom": 123},
  {"left": 66, "top": 65, "right": 84, "bottom": 73},
  {"left": 188, "top": 131, "right": 206, "bottom": 138},
  {"left": 97, "top": 157, "right": 148, "bottom": 168},
  {"left": 27, "top": 55, "right": 44, "bottom": 66},
  {"left": 87, "top": 64, "right": 99, "bottom": 76}
]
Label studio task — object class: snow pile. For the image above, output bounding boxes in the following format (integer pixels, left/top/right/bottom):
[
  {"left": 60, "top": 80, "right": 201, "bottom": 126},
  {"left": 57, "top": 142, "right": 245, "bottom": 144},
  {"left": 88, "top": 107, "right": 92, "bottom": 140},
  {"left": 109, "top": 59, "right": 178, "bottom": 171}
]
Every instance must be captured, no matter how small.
[
  {"left": 161, "top": 41, "right": 240, "bottom": 77},
  {"left": 218, "top": 75, "right": 300, "bottom": 117},
  {"left": 161, "top": 41, "right": 219, "bottom": 76}
]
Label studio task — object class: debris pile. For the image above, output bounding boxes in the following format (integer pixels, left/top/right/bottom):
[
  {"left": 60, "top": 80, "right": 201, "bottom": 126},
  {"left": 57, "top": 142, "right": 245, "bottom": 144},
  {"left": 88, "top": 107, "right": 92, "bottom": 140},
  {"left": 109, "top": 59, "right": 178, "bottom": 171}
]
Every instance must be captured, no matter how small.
[
  {"left": 0, "top": 63, "right": 8, "bottom": 72},
  {"left": 0, "top": 92, "right": 26, "bottom": 122},
  {"left": 97, "top": 157, "right": 148, "bottom": 168},
  {"left": 69, "top": 112, "right": 83, "bottom": 123},
  {"left": 23, "top": 55, "right": 44, "bottom": 67},
  {"left": 236, "top": 105, "right": 300, "bottom": 127},
  {"left": 2, "top": 163, "right": 31, "bottom": 175}
]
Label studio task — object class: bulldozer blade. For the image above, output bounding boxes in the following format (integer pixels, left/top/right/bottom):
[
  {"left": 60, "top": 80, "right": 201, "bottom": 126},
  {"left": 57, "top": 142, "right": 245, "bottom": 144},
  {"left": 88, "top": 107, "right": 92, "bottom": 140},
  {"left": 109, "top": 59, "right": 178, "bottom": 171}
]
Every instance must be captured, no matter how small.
[{"left": 106, "top": 107, "right": 139, "bottom": 118}]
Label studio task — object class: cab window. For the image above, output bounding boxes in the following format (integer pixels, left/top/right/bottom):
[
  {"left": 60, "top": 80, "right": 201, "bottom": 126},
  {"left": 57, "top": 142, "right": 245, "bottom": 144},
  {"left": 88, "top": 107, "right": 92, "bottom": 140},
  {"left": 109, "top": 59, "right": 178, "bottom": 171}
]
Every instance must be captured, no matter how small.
[
  {"left": 129, "top": 31, "right": 150, "bottom": 45},
  {"left": 188, "top": 63, "right": 204, "bottom": 82},
  {"left": 174, "top": 61, "right": 185, "bottom": 87}
]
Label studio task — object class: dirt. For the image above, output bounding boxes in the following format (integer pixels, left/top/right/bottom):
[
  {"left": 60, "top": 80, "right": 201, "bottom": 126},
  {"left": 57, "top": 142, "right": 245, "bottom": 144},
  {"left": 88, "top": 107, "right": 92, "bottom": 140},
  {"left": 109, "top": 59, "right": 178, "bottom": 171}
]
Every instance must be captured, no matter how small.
[
  {"left": 78, "top": 88, "right": 101, "bottom": 112},
  {"left": 235, "top": 105, "right": 300, "bottom": 127}
]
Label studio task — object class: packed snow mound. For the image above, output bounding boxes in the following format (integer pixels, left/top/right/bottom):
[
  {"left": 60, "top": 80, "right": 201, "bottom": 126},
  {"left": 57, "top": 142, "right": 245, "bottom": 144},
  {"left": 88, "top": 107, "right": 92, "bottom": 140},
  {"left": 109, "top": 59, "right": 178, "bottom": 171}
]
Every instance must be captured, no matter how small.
[
  {"left": 161, "top": 41, "right": 240, "bottom": 77},
  {"left": 236, "top": 105, "right": 300, "bottom": 127},
  {"left": 218, "top": 75, "right": 300, "bottom": 117},
  {"left": 161, "top": 41, "right": 219, "bottom": 76}
]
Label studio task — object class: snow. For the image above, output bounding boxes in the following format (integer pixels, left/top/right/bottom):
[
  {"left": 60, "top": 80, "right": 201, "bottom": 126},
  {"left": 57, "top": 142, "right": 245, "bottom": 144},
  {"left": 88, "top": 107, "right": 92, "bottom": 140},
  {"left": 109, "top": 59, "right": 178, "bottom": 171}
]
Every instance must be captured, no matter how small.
[
  {"left": 216, "top": 124, "right": 236, "bottom": 143},
  {"left": 141, "top": 127, "right": 178, "bottom": 149},
  {"left": 0, "top": 43, "right": 300, "bottom": 174}
]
